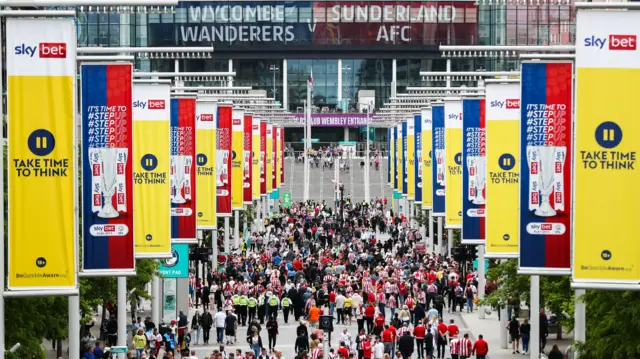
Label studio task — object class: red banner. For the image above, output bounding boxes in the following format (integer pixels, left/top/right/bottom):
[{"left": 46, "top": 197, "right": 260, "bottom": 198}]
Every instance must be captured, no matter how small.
[
  {"left": 280, "top": 127, "right": 285, "bottom": 185},
  {"left": 260, "top": 121, "right": 267, "bottom": 196},
  {"left": 216, "top": 104, "right": 232, "bottom": 217},
  {"left": 243, "top": 113, "right": 253, "bottom": 204},
  {"left": 272, "top": 125, "right": 277, "bottom": 190}
]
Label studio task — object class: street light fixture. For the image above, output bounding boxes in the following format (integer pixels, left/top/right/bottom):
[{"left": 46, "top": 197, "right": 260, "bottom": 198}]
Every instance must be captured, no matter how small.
[{"left": 269, "top": 64, "right": 279, "bottom": 98}]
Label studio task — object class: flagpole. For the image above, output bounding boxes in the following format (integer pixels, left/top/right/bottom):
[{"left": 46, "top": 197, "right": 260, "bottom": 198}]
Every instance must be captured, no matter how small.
[{"left": 304, "top": 71, "right": 313, "bottom": 202}]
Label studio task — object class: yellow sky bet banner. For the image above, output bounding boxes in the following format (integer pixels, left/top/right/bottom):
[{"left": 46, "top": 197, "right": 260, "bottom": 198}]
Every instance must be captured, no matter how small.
[
  {"left": 444, "top": 98, "right": 463, "bottom": 229},
  {"left": 266, "top": 124, "right": 274, "bottom": 193},
  {"left": 231, "top": 108, "right": 244, "bottom": 210},
  {"left": 390, "top": 128, "right": 395, "bottom": 189},
  {"left": 573, "top": 10, "right": 640, "bottom": 289},
  {"left": 196, "top": 100, "right": 218, "bottom": 229},
  {"left": 276, "top": 126, "right": 282, "bottom": 189},
  {"left": 407, "top": 118, "right": 416, "bottom": 201},
  {"left": 132, "top": 83, "right": 171, "bottom": 258},
  {"left": 421, "top": 107, "right": 433, "bottom": 209},
  {"left": 252, "top": 117, "right": 261, "bottom": 200},
  {"left": 7, "top": 19, "right": 78, "bottom": 291},
  {"left": 485, "top": 82, "right": 520, "bottom": 258}
]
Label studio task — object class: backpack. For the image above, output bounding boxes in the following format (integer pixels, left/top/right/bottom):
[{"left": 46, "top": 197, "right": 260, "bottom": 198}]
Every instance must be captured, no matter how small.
[{"left": 465, "top": 287, "right": 473, "bottom": 297}]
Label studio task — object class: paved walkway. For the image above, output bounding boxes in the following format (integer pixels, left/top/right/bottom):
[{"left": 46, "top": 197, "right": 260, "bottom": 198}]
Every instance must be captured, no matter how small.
[{"left": 457, "top": 307, "right": 572, "bottom": 359}]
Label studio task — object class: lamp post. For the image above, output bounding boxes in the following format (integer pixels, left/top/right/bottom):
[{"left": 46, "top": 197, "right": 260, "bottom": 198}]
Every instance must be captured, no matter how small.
[
  {"left": 365, "top": 101, "right": 373, "bottom": 203},
  {"left": 269, "top": 64, "right": 279, "bottom": 98}
]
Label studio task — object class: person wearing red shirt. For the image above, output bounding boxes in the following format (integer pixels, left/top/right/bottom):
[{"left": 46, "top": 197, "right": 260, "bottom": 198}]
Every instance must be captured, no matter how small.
[
  {"left": 365, "top": 304, "right": 376, "bottom": 335},
  {"left": 413, "top": 321, "right": 426, "bottom": 359},
  {"left": 387, "top": 323, "right": 397, "bottom": 354},
  {"left": 293, "top": 259, "right": 303, "bottom": 271},
  {"left": 329, "top": 291, "right": 336, "bottom": 316},
  {"left": 338, "top": 343, "right": 350, "bottom": 359},
  {"left": 447, "top": 319, "right": 460, "bottom": 341},
  {"left": 363, "top": 337, "right": 373, "bottom": 359},
  {"left": 382, "top": 325, "right": 394, "bottom": 354},
  {"left": 437, "top": 320, "right": 448, "bottom": 359},
  {"left": 373, "top": 313, "right": 385, "bottom": 337},
  {"left": 398, "top": 283, "right": 408, "bottom": 304},
  {"left": 472, "top": 335, "right": 489, "bottom": 359}
]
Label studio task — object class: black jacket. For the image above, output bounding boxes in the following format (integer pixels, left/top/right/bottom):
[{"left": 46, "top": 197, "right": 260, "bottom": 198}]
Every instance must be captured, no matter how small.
[
  {"left": 398, "top": 333, "right": 414, "bottom": 355},
  {"left": 548, "top": 349, "right": 564, "bottom": 359},
  {"left": 295, "top": 335, "right": 309, "bottom": 352},
  {"left": 201, "top": 312, "right": 213, "bottom": 328},
  {"left": 424, "top": 333, "right": 434, "bottom": 350}
]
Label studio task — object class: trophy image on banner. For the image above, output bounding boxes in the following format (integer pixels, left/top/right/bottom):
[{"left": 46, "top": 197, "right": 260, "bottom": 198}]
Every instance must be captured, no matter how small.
[
  {"left": 467, "top": 156, "right": 486, "bottom": 205},
  {"left": 260, "top": 151, "right": 265, "bottom": 175},
  {"left": 436, "top": 149, "right": 445, "bottom": 186},
  {"left": 216, "top": 150, "right": 229, "bottom": 187},
  {"left": 170, "top": 155, "right": 193, "bottom": 204},
  {"left": 417, "top": 150, "right": 422, "bottom": 177},
  {"left": 90, "top": 147, "right": 128, "bottom": 218},
  {"left": 527, "top": 146, "right": 566, "bottom": 217},
  {"left": 243, "top": 150, "right": 250, "bottom": 179}
]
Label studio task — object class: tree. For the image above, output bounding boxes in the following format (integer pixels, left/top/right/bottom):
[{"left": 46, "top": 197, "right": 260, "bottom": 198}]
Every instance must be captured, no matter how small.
[
  {"left": 481, "top": 259, "right": 574, "bottom": 329},
  {"left": 575, "top": 290, "right": 640, "bottom": 359}
]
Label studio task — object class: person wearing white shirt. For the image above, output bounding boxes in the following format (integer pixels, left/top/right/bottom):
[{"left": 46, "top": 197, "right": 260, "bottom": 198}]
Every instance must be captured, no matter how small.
[
  {"left": 335, "top": 293, "right": 346, "bottom": 324},
  {"left": 352, "top": 293, "right": 363, "bottom": 309},
  {"left": 215, "top": 310, "right": 227, "bottom": 344},
  {"left": 374, "top": 339, "right": 385, "bottom": 359}
]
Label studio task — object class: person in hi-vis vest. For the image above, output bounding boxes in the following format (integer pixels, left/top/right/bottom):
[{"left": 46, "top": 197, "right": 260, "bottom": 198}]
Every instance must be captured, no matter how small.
[
  {"left": 237, "top": 294, "right": 248, "bottom": 326},
  {"left": 258, "top": 293, "right": 266, "bottom": 324},
  {"left": 281, "top": 296, "right": 292, "bottom": 323},
  {"left": 248, "top": 295, "right": 258, "bottom": 323},
  {"left": 268, "top": 294, "right": 280, "bottom": 320}
]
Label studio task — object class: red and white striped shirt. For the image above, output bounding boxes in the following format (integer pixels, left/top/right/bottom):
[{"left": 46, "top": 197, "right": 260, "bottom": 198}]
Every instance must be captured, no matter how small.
[
  {"left": 405, "top": 297, "right": 415, "bottom": 310},
  {"left": 450, "top": 339, "right": 460, "bottom": 355},
  {"left": 387, "top": 296, "right": 397, "bottom": 309},
  {"left": 397, "top": 326, "right": 412, "bottom": 336},
  {"left": 458, "top": 338, "right": 472, "bottom": 357},
  {"left": 312, "top": 348, "right": 322, "bottom": 359}
]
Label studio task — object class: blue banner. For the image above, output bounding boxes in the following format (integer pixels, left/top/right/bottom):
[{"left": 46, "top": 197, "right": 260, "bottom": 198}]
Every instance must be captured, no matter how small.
[
  {"left": 415, "top": 114, "right": 423, "bottom": 203},
  {"left": 462, "top": 99, "right": 486, "bottom": 244},
  {"left": 80, "top": 63, "right": 135, "bottom": 275},
  {"left": 519, "top": 62, "right": 573, "bottom": 274},
  {"left": 159, "top": 243, "right": 189, "bottom": 278},
  {"left": 432, "top": 105, "right": 445, "bottom": 217},
  {"left": 402, "top": 121, "right": 408, "bottom": 196}
]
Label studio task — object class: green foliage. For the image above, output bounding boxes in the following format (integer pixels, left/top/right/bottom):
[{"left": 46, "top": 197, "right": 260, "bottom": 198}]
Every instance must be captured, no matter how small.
[
  {"left": 540, "top": 276, "right": 574, "bottom": 329},
  {"left": 575, "top": 290, "right": 640, "bottom": 359},
  {"left": 217, "top": 204, "right": 256, "bottom": 233},
  {"left": 481, "top": 259, "right": 573, "bottom": 327},
  {"left": 482, "top": 259, "right": 530, "bottom": 308}
]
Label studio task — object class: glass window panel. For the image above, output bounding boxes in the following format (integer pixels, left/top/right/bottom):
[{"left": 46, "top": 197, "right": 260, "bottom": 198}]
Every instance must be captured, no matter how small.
[
  {"left": 148, "top": 13, "right": 160, "bottom": 24},
  {"left": 99, "top": 14, "right": 109, "bottom": 24},
  {"left": 175, "top": 8, "right": 187, "bottom": 23},
  {"left": 299, "top": 4, "right": 312, "bottom": 23},
  {"left": 88, "top": 24, "right": 99, "bottom": 46},
  {"left": 285, "top": 4, "right": 298, "bottom": 23},
  {"left": 110, "top": 24, "right": 120, "bottom": 46},
  {"left": 506, "top": 24, "right": 517, "bottom": 45},
  {"left": 528, "top": 23, "right": 539, "bottom": 45},
  {"left": 161, "top": 12, "right": 173, "bottom": 23}
]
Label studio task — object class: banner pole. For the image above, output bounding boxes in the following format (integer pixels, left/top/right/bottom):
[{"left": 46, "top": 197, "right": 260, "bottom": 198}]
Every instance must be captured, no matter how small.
[
  {"left": 427, "top": 210, "right": 433, "bottom": 252},
  {"left": 436, "top": 217, "right": 443, "bottom": 255},
  {"left": 263, "top": 197, "right": 268, "bottom": 221},
  {"left": 234, "top": 210, "right": 240, "bottom": 249},
  {"left": 224, "top": 217, "right": 230, "bottom": 253},
  {"left": 530, "top": 275, "right": 540, "bottom": 359},
  {"left": 69, "top": 295, "right": 80, "bottom": 359},
  {"left": 574, "top": 289, "right": 586, "bottom": 357},
  {"left": 117, "top": 277, "right": 127, "bottom": 359},
  {"left": 0, "top": 16, "right": 5, "bottom": 359},
  {"left": 151, "top": 276, "right": 160, "bottom": 326},
  {"left": 212, "top": 229, "right": 218, "bottom": 270},
  {"left": 477, "top": 245, "right": 486, "bottom": 319},
  {"left": 447, "top": 228, "right": 453, "bottom": 257}
]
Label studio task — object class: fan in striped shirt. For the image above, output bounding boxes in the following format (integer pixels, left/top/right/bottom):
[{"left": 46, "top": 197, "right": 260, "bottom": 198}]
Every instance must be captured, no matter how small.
[{"left": 457, "top": 334, "right": 473, "bottom": 359}]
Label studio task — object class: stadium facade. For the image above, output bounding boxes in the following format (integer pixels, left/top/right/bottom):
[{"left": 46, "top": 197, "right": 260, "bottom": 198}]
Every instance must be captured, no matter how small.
[{"left": 77, "top": 0, "right": 575, "bottom": 145}]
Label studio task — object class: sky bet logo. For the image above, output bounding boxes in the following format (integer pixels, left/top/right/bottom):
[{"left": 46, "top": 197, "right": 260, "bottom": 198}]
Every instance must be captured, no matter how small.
[
  {"left": 200, "top": 114, "right": 214, "bottom": 121},
  {"left": 584, "top": 35, "right": 637, "bottom": 50},
  {"left": 15, "top": 43, "right": 67, "bottom": 58},
  {"left": 133, "top": 100, "right": 165, "bottom": 109},
  {"left": 490, "top": 99, "right": 520, "bottom": 109}
]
